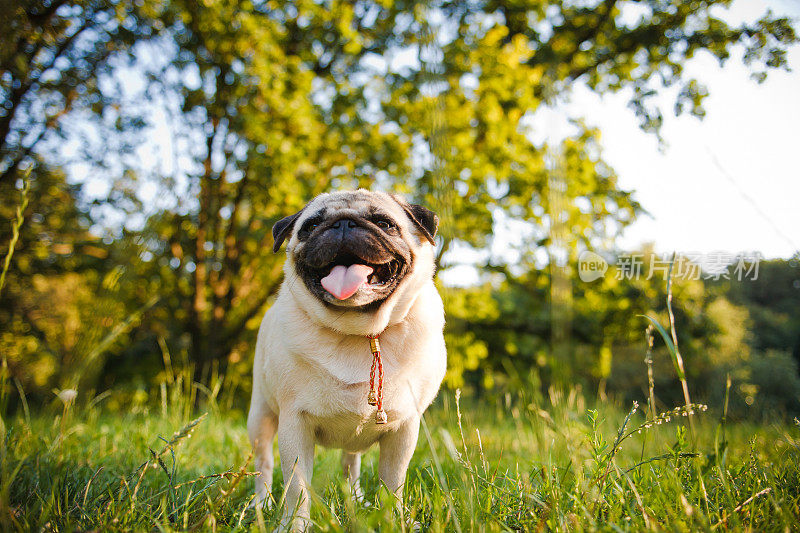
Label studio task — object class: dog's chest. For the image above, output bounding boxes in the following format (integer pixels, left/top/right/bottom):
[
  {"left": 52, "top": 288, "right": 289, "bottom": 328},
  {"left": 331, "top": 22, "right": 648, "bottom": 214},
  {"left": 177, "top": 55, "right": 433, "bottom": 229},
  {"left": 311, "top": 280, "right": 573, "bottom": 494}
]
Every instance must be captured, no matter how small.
[
  {"left": 299, "top": 359, "right": 418, "bottom": 418},
  {"left": 293, "top": 348, "right": 426, "bottom": 450},
  {"left": 268, "top": 319, "right": 444, "bottom": 450},
  {"left": 305, "top": 408, "right": 390, "bottom": 450},
  {"left": 303, "top": 387, "right": 417, "bottom": 451}
]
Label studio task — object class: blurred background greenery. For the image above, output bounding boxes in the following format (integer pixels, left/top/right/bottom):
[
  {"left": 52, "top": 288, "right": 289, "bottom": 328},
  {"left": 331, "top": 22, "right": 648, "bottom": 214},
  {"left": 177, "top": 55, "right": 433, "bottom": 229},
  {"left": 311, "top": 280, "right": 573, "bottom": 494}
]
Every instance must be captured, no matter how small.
[{"left": 1, "top": 0, "right": 799, "bottom": 419}]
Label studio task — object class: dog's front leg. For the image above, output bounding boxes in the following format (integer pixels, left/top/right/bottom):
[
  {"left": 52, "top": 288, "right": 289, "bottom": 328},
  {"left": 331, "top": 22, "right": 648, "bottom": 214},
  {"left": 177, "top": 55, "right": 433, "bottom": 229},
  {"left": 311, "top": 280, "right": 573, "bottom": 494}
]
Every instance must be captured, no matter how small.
[
  {"left": 247, "top": 400, "right": 278, "bottom": 508},
  {"left": 378, "top": 416, "right": 420, "bottom": 506},
  {"left": 277, "top": 415, "right": 315, "bottom": 531}
]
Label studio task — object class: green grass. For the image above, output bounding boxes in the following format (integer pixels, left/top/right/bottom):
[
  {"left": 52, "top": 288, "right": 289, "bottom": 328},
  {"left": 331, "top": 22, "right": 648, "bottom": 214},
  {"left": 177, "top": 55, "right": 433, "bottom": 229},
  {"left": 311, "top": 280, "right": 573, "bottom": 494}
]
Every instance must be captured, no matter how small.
[{"left": 1, "top": 374, "right": 798, "bottom": 532}]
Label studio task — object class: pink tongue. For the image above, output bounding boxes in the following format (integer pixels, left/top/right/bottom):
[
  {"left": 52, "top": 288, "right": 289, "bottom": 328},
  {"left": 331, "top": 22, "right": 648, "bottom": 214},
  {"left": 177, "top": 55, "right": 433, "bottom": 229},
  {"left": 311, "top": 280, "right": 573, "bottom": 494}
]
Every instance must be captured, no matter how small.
[{"left": 321, "top": 264, "right": 374, "bottom": 300}]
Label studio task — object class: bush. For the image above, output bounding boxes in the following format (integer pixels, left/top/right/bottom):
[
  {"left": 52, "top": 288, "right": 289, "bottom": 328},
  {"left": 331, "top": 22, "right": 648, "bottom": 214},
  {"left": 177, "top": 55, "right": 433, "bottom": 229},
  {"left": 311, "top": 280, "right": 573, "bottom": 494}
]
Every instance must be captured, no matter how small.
[{"left": 716, "top": 350, "right": 800, "bottom": 419}]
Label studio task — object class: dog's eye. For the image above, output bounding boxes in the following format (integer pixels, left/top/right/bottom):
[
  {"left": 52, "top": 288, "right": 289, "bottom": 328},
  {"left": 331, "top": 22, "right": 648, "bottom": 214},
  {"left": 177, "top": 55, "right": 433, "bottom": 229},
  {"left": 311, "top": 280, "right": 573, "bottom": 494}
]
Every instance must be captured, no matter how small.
[
  {"left": 300, "top": 218, "right": 321, "bottom": 234},
  {"left": 375, "top": 219, "right": 394, "bottom": 230}
]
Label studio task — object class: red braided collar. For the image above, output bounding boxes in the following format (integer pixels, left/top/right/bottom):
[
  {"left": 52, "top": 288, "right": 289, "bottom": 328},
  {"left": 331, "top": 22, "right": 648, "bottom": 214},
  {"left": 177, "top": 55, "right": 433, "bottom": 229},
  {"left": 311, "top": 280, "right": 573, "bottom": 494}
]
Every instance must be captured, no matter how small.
[{"left": 366, "top": 334, "right": 387, "bottom": 424}]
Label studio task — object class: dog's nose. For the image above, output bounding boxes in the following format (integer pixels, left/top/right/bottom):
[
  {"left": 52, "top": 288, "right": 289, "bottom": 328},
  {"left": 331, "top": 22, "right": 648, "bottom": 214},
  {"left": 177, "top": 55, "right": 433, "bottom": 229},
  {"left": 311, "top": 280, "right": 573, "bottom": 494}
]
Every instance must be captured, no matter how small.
[
  {"left": 332, "top": 218, "right": 359, "bottom": 230},
  {"left": 341, "top": 218, "right": 359, "bottom": 238},
  {"left": 328, "top": 218, "right": 360, "bottom": 242}
]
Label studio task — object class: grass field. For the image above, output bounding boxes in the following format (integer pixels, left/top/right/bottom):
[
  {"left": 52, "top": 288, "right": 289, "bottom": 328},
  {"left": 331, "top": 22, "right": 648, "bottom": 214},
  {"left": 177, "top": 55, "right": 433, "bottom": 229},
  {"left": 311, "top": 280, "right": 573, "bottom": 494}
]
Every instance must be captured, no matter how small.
[{"left": 1, "top": 368, "right": 799, "bottom": 532}]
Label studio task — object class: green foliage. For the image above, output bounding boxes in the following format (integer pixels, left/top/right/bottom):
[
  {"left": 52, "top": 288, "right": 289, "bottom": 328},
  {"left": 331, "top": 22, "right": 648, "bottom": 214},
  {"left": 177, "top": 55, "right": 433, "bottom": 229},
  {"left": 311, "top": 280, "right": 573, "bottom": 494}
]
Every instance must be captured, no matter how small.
[
  {"left": 0, "top": 164, "right": 132, "bottom": 400},
  {"left": 443, "top": 251, "right": 727, "bottom": 400},
  {"left": 0, "top": 166, "right": 29, "bottom": 298},
  {"left": 0, "top": 0, "right": 162, "bottom": 182},
  {"left": 1, "top": 1, "right": 798, "bottom": 407},
  {"left": 717, "top": 258, "right": 800, "bottom": 359},
  {"left": 744, "top": 350, "right": 800, "bottom": 416},
  {"left": 89, "top": 0, "right": 424, "bottom": 373},
  {"left": 711, "top": 349, "right": 800, "bottom": 420}
]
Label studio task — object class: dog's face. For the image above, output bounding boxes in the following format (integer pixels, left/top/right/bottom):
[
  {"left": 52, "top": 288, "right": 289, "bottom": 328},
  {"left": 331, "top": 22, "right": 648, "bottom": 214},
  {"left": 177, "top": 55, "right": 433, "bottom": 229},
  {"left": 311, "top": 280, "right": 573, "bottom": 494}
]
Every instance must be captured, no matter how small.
[{"left": 273, "top": 190, "right": 438, "bottom": 322}]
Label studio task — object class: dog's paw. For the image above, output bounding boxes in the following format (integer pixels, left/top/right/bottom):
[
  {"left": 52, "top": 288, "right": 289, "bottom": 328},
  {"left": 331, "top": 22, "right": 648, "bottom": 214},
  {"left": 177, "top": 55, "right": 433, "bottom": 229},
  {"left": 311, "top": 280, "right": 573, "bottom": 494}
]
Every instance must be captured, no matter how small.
[
  {"left": 277, "top": 515, "right": 312, "bottom": 533},
  {"left": 350, "top": 486, "right": 366, "bottom": 505},
  {"left": 358, "top": 498, "right": 373, "bottom": 509}
]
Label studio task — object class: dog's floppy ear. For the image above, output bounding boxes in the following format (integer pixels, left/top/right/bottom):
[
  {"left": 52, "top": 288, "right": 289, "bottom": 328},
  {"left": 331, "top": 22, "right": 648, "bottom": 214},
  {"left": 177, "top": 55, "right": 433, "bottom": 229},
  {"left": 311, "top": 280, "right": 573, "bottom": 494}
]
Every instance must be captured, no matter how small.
[
  {"left": 272, "top": 209, "right": 304, "bottom": 253},
  {"left": 393, "top": 195, "right": 439, "bottom": 245}
]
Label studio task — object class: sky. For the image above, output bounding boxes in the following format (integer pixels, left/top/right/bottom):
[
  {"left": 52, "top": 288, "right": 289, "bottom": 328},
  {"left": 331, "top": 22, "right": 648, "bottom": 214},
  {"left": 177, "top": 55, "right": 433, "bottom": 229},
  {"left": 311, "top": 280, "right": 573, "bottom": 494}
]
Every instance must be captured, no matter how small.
[{"left": 566, "top": 0, "right": 800, "bottom": 260}]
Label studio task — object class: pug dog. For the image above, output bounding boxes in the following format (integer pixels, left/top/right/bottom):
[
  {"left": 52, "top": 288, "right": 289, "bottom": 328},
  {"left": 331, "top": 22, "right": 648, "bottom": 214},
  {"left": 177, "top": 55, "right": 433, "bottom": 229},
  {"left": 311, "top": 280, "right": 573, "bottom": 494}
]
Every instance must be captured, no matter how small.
[{"left": 247, "top": 189, "right": 447, "bottom": 529}]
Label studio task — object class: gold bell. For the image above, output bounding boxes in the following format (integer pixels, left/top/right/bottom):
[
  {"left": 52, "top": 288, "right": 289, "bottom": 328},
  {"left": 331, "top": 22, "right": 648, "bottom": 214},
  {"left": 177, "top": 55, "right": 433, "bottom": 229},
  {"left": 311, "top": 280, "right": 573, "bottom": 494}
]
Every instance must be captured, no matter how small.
[
  {"left": 367, "top": 390, "right": 377, "bottom": 405},
  {"left": 375, "top": 409, "right": 388, "bottom": 424},
  {"left": 369, "top": 337, "right": 380, "bottom": 353}
]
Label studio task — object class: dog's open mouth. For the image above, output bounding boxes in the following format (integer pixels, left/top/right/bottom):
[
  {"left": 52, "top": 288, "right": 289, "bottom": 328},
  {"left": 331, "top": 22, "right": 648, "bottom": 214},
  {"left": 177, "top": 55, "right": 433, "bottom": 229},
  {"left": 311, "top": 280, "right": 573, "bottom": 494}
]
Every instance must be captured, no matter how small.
[{"left": 315, "top": 255, "right": 403, "bottom": 300}]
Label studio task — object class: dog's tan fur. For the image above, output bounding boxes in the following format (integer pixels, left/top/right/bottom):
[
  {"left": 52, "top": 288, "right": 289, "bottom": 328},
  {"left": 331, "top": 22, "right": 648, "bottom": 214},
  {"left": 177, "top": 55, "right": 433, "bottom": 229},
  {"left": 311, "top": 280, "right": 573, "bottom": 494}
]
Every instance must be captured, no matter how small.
[{"left": 247, "top": 190, "right": 447, "bottom": 529}]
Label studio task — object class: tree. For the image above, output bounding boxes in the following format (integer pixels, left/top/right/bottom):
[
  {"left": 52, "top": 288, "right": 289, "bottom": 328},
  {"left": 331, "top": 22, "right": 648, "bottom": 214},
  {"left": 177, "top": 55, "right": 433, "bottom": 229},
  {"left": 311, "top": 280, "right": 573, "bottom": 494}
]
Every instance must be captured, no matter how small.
[
  {"left": 4, "top": 0, "right": 797, "bottom": 391},
  {"left": 379, "top": 1, "right": 796, "bottom": 389},
  {"left": 444, "top": 249, "right": 757, "bottom": 407},
  {"left": 715, "top": 258, "right": 800, "bottom": 362},
  {"left": 0, "top": 0, "right": 165, "bottom": 184},
  {"left": 385, "top": 0, "right": 796, "bottom": 256},
  {"left": 100, "top": 0, "right": 426, "bottom": 373},
  {"left": 0, "top": 163, "right": 128, "bottom": 399}
]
